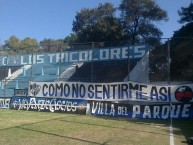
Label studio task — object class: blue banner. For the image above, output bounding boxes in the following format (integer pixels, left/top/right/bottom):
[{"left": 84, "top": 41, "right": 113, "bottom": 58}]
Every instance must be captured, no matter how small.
[
  {"left": 10, "top": 97, "right": 87, "bottom": 114},
  {"left": 90, "top": 101, "right": 193, "bottom": 119}
]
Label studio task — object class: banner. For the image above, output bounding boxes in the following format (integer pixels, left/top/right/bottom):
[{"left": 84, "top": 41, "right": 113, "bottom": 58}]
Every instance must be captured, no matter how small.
[
  {"left": 14, "top": 89, "right": 28, "bottom": 97},
  {"left": 90, "top": 101, "right": 193, "bottom": 119},
  {"left": 0, "top": 98, "right": 11, "bottom": 109},
  {"left": 0, "top": 45, "right": 148, "bottom": 66},
  {"left": 10, "top": 97, "right": 87, "bottom": 114},
  {"left": 28, "top": 81, "right": 193, "bottom": 103}
]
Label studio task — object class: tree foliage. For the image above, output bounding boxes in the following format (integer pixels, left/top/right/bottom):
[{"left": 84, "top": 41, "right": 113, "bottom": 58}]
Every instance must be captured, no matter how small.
[
  {"left": 4, "top": 36, "right": 39, "bottom": 54},
  {"left": 72, "top": 3, "right": 124, "bottom": 42},
  {"left": 40, "top": 39, "right": 67, "bottom": 52},
  {"left": 178, "top": 3, "right": 193, "bottom": 24},
  {"left": 119, "top": 0, "right": 168, "bottom": 44},
  {"left": 63, "top": 33, "right": 78, "bottom": 43},
  {"left": 69, "top": 1, "right": 168, "bottom": 45},
  {"left": 4, "top": 36, "right": 20, "bottom": 53},
  {"left": 170, "top": 22, "right": 193, "bottom": 81},
  {"left": 20, "top": 37, "right": 39, "bottom": 53},
  {"left": 3, "top": 36, "right": 67, "bottom": 54}
]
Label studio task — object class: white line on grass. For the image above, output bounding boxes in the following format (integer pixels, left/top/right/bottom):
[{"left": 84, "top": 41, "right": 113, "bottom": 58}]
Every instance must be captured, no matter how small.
[{"left": 170, "top": 125, "right": 174, "bottom": 145}]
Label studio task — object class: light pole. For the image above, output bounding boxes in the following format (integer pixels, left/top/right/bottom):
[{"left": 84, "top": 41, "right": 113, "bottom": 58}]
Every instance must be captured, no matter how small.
[
  {"left": 161, "top": 38, "right": 171, "bottom": 84},
  {"left": 30, "top": 47, "right": 34, "bottom": 81},
  {"left": 167, "top": 38, "right": 171, "bottom": 84},
  {"left": 91, "top": 42, "right": 94, "bottom": 82},
  {"left": 127, "top": 41, "right": 130, "bottom": 81}
]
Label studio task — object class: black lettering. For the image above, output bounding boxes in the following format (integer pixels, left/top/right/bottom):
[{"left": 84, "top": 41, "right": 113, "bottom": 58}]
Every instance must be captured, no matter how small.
[
  {"left": 139, "top": 85, "right": 147, "bottom": 100},
  {"left": 95, "top": 85, "right": 102, "bottom": 99},
  {"left": 129, "top": 83, "right": 139, "bottom": 90},
  {"left": 72, "top": 83, "right": 79, "bottom": 98},
  {"left": 55, "top": 83, "right": 63, "bottom": 96},
  {"left": 150, "top": 86, "right": 159, "bottom": 101},
  {"left": 88, "top": 85, "right": 94, "bottom": 99},
  {"left": 121, "top": 84, "right": 128, "bottom": 99},
  {"left": 49, "top": 84, "right": 55, "bottom": 96},
  {"left": 79, "top": 84, "right": 85, "bottom": 98},
  {"left": 159, "top": 87, "right": 167, "bottom": 101},
  {"left": 111, "top": 84, "right": 117, "bottom": 99},
  {"left": 103, "top": 85, "right": 110, "bottom": 99},
  {"left": 63, "top": 84, "right": 70, "bottom": 97},
  {"left": 43, "top": 84, "right": 48, "bottom": 96}
]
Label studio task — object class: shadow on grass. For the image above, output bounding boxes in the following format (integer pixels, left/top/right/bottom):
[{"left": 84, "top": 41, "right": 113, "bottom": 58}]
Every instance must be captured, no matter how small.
[
  {"left": 93, "top": 116, "right": 193, "bottom": 144},
  {"left": 0, "top": 114, "right": 77, "bottom": 131},
  {"left": 172, "top": 119, "right": 193, "bottom": 144},
  {"left": 128, "top": 118, "right": 193, "bottom": 144},
  {"left": 16, "top": 126, "right": 102, "bottom": 145},
  {"left": 0, "top": 114, "right": 104, "bottom": 145},
  {"left": 1, "top": 110, "right": 192, "bottom": 144},
  {"left": 57, "top": 116, "right": 172, "bottom": 137}
]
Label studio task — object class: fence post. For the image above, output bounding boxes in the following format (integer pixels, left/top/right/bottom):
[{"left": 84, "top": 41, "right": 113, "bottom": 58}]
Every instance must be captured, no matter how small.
[
  {"left": 58, "top": 44, "right": 62, "bottom": 81},
  {"left": 91, "top": 42, "right": 94, "bottom": 82},
  {"left": 167, "top": 38, "right": 173, "bottom": 138},
  {"left": 30, "top": 47, "right": 34, "bottom": 81},
  {"left": 167, "top": 39, "right": 171, "bottom": 84},
  {"left": 128, "top": 41, "right": 130, "bottom": 81}
]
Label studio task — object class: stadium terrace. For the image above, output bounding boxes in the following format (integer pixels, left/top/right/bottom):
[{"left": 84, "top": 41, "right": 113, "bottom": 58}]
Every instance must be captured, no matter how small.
[{"left": 0, "top": 45, "right": 147, "bottom": 65}]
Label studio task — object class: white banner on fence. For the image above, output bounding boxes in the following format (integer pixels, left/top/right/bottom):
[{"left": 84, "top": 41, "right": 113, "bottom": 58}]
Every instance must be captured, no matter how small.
[
  {"left": 28, "top": 81, "right": 193, "bottom": 103},
  {"left": 0, "top": 98, "right": 11, "bottom": 109}
]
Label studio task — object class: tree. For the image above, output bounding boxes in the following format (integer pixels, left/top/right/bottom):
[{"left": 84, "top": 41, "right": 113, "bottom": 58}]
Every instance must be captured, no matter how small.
[
  {"left": 40, "top": 39, "right": 56, "bottom": 52},
  {"left": 4, "top": 36, "right": 20, "bottom": 54},
  {"left": 72, "top": 3, "right": 124, "bottom": 43},
  {"left": 64, "top": 33, "right": 78, "bottom": 44},
  {"left": 20, "top": 37, "right": 39, "bottom": 53},
  {"left": 119, "top": 0, "right": 168, "bottom": 45},
  {"left": 40, "top": 39, "right": 67, "bottom": 52},
  {"left": 178, "top": 3, "right": 193, "bottom": 24},
  {"left": 169, "top": 23, "right": 193, "bottom": 81},
  {"left": 4, "top": 36, "right": 39, "bottom": 54}
]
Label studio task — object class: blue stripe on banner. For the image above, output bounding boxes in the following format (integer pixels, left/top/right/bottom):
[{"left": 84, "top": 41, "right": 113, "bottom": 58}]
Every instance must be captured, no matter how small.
[
  {"left": 90, "top": 101, "right": 193, "bottom": 119},
  {"left": 10, "top": 97, "right": 87, "bottom": 114}
]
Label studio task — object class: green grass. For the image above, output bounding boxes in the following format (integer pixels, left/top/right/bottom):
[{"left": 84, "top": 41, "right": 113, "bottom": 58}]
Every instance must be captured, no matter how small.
[{"left": 0, "top": 109, "right": 192, "bottom": 145}]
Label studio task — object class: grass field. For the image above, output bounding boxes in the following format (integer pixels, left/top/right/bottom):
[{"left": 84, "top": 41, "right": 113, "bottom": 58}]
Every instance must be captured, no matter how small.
[{"left": 0, "top": 109, "right": 192, "bottom": 145}]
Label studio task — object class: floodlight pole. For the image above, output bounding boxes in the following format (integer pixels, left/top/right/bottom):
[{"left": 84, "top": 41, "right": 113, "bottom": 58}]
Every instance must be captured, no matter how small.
[
  {"left": 162, "top": 37, "right": 172, "bottom": 131},
  {"left": 4, "top": 54, "right": 9, "bottom": 98},
  {"left": 30, "top": 47, "right": 34, "bottom": 81},
  {"left": 127, "top": 41, "right": 130, "bottom": 81},
  {"left": 91, "top": 42, "right": 94, "bottom": 82},
  {"left": 167, "top": 39, "right": 171, "bottom": 84},
  {"left": 167, "top": 38, "right": 173, "bottom": 134},
  {"left": 59, "top": 45, "right": 62, "bottom": 81}
]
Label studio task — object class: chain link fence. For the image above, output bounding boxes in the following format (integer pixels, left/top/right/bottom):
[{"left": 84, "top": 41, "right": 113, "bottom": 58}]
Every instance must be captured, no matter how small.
[
  {"left": 149, "top": 37, "right": 193, "bottom": 84},
  {"left": 0, "top": 39, "right": 192, "bottom": 97}
]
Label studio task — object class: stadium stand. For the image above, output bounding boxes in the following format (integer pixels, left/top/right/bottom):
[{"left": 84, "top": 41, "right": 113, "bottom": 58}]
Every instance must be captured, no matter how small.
[
  {"left": 0, "top": 45, "right": 149, "bottom": 97},
  {"left": 0, "top": 62, "right": 75, "bottom": 97},
  {"left": 67, "top": 60, "right": 138, "bottom": 82},
  {"left": 0, "top": 66, "right": 22, "bottom": 80},
  {"left": 0, "top": 58, "right": 146, "bottom": 97}
]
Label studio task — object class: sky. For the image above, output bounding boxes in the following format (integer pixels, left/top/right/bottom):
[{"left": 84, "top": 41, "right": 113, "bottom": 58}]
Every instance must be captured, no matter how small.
[{"left": 0, "top": 0, "right": 191, "bottom": 45}]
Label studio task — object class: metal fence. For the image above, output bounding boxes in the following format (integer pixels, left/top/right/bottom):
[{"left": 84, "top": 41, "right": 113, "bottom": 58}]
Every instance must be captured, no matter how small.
[
  {"left": 0, "top": 38, "right": 192, "bottom": 97},
  {"left": 149, "top": 37, "right": 193, "bottom": 84}
]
